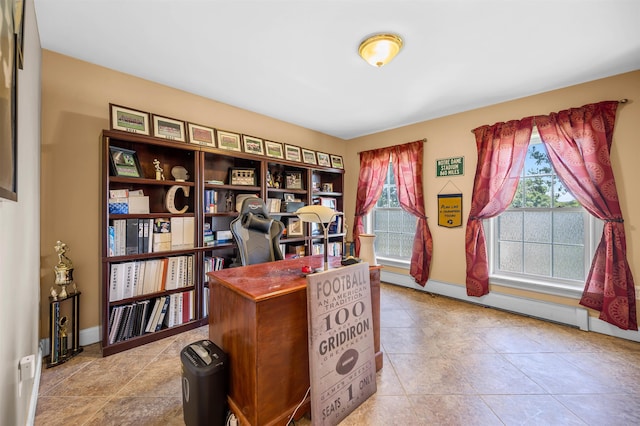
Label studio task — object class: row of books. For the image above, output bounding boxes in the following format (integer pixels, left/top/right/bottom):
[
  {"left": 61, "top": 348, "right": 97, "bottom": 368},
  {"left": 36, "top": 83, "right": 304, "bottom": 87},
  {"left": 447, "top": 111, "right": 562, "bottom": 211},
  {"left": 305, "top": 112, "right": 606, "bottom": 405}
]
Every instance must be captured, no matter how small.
[
  {"left": 204, "top": 256, "right": 225, "bottom": 275},
  {"left": 109, "top": 255, "right": 194, "bottom": 302},
  {"left": 204, "top": 189, "right": 218, "bottom": 212},
  {"left": 109, "top": 217, "right": 195, "bottom": 256},
  {"left": 108, "top": 291, "right": 195, "bottom": 344}
]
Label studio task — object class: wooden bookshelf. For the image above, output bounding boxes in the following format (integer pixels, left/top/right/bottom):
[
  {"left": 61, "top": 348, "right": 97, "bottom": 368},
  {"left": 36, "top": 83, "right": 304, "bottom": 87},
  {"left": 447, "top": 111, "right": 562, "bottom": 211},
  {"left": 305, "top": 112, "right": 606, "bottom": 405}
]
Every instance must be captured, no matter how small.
[{"left": 101, "top": 129, "right": 344, "bottom": 355}]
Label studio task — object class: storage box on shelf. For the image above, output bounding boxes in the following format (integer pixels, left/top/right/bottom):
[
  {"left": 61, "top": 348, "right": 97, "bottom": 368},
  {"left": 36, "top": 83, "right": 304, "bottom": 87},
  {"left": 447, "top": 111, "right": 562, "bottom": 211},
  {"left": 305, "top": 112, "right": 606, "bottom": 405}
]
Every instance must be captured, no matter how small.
[{"left": 101, "top": 128, "right": 345, "bottom": 355}]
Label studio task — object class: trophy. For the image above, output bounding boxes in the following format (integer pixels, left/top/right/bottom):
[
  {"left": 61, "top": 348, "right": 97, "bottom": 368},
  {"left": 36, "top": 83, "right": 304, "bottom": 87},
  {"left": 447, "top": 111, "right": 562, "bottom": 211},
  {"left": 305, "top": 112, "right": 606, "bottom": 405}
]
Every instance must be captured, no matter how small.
[{"left": 53, "top": 241, "right": 75, "bottom": 299}]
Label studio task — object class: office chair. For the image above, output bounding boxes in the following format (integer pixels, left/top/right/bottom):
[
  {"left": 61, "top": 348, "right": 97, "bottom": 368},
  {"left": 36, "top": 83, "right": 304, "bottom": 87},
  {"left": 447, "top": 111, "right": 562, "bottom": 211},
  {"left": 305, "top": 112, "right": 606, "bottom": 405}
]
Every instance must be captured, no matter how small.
[{"left": 230, "top": 197, "right": 285, "bottom": 266}]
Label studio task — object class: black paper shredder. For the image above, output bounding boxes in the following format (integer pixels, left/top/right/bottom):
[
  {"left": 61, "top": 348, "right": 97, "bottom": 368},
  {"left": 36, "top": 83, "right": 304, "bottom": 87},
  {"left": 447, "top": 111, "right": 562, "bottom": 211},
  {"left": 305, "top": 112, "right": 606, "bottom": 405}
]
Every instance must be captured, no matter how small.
[{"left": 181, "top": 339, "right": 228, "bottom": 426}]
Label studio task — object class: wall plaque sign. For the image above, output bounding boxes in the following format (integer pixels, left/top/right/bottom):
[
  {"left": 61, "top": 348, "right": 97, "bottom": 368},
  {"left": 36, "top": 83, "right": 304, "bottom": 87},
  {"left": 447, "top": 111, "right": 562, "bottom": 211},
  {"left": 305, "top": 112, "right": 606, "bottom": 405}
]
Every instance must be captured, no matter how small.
[
  {"left": 438, "top": 193, "right": 463, "bottom": 227},
  {"left": 436, "top": 156, "right": 464, "bottom": 177},
  {"left": 306, "top": 263, "right": 377, "bottom": 425}
]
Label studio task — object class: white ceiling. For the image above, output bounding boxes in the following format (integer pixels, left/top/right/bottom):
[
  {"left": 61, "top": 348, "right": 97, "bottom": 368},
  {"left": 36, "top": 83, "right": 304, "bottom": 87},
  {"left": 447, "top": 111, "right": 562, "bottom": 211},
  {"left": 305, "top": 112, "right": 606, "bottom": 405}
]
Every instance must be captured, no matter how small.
[{"left": 33, "top": 0, "right": 640, "bottom": 140}]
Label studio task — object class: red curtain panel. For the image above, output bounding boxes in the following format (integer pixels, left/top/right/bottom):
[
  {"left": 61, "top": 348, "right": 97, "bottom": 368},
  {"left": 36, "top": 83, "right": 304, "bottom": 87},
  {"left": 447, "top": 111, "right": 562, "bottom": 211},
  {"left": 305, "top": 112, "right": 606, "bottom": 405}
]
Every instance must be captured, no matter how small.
[
  {"left": 536, "top": 101, "right": 637, "bottom": 330},
  {"left": 465, "top": 118, "right": 534, "bottom": 296}
]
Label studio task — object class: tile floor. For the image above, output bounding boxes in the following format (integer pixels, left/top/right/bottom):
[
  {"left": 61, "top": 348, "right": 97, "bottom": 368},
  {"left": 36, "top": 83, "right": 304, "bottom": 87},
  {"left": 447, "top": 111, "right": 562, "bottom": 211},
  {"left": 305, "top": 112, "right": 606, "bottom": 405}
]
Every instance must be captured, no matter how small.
[{"left": 35, "top": 283, "right": 640, "bottom": 425}]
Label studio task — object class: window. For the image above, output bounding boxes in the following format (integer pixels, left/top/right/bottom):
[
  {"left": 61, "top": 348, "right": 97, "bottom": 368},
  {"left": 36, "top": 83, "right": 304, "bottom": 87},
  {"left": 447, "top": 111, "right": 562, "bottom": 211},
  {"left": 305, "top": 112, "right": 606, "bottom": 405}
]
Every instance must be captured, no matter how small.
[
  {"left": 488, "top": 128, "right": 602, "bottom": 297},
  {"left": 367, "top": 158, "right": 416, "bottom": 265}
]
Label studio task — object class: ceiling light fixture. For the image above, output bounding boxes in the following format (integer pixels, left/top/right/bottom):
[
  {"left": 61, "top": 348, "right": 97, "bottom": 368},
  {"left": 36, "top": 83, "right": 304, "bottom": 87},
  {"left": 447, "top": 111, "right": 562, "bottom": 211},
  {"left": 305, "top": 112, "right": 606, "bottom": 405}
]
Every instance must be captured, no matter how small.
[{"left": 358, "top": 33, "right": 403, "bottom": 68}]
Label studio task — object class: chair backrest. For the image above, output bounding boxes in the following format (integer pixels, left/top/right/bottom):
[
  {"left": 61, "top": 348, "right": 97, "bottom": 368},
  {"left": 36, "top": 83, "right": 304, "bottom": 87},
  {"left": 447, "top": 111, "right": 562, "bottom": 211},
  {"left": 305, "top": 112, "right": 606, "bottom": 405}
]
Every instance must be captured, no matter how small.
[{"left": 230, "top": 197, "right": 285, "bottom": 266}]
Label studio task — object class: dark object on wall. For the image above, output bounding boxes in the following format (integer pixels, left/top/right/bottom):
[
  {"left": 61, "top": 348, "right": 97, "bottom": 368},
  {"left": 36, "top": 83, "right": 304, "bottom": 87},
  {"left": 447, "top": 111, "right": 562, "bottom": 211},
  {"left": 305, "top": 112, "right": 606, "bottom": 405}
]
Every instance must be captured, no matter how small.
[{"left": 0, "top": 0, "right": 22, "bottom": 201}]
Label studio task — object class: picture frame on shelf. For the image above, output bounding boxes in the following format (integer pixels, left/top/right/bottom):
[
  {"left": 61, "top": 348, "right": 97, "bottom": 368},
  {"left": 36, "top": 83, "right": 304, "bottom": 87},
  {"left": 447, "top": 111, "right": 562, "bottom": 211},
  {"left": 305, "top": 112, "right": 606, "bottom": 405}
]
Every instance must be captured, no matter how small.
[
  {"left": 330, "top": 155, "right": 344, "bottom": 169},
  {"left": 217, "top": 130, "right": 242, "bottom": 152},
  {"left": 284, "top": 193, "right": 296, "bottom": 202},
  {"left": 110, "top": 104, "right": 150, "bottom": 135},
  {"left": 302, "top": 148, "right": 317, "bottom": 165},
  {"left": 152, "top": 114, "right": 186, "bottom": 142},
  {"left": 319, "top": 197, "right": 337, "bottom": 210},
  {"left": 265, "top": 141, "right": 284, "bottom": 159},
  {"left": 287, "top": 218, "right": 304, "bottom": 237},
  {"left": 317, "top": 152, "right": 331, "bottom": 167},
  {"left": 187, "top": 122, "right": 216, "bottom": 147},
  {"left": 285, "top": 144, "right": 302, "bottom": 162},
  {"left": 242, "top": 135, "right": 265, "bottom": 156},
  {"left": 321, "top": 183, "right": 333, "bottom": 192},
  {"left": 109, "top": 146, "right": 143, "bottom": 178},
  {"left": 15, "top": 0, "right": 25, "bottom": 69},
  {"left": 229, "top": 167, "right": 257, "bottom": 186},
  {"left": 285, "top": 171, "right": 303, "bottom": 190}
]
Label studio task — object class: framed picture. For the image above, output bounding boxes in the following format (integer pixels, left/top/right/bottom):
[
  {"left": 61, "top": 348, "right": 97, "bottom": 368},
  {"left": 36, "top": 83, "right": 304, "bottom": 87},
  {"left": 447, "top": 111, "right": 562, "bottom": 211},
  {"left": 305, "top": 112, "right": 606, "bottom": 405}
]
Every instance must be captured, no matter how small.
[
  {"left": 0, "top": 0, "right": 18, "bottom": 200},
  {"left": 109, "top": 146, "right": 143, "bottom": 178},
  {"left": 15, "top": 0, "right": 25, "bottom": 69},
  {"left": 331, "top": 155, "right": 344, "bottom": 169},
  {"left": 302, "top": 148, "right": 317, "bottom": 165},
  {"left": 153, "top": 115, "right": 186, "bottom": 142},
  {"left": 284, "top": 193, "right": 296, "bottom": 202},
  {"left": 110, "top": 104, "right": 150, "bottom": 135},
  {"left": 229, "top": 167, "right": 256, "bottom": 186},
  {"left": 285, "top": 171, "right": 303, "bottom": 189},
  {"left": 187, "top": 123, "right": 216, "bottom": 147},
  {"left": 242, "top": 135, "right": 264, "bottom": 155},
  {"left": 287, "top": 218, "right": 304, "bottom": 237},
  {"left": 217, "top": 130, "right": 242, "bottom": 152},
  {"left": 265, "top": 140, "right": 284, "bottom": 159},
  {"left": 285, "top": 144, "right": 302, "bottom": 162},
  {"left": 317, "top": 152, "right": 331, "bottom": 167},
  {"left": 321, "top": 183, "right": 333, "bottom": 192},
  {"left": 319, "top": 197, "right": 337, "bottom": 210}
]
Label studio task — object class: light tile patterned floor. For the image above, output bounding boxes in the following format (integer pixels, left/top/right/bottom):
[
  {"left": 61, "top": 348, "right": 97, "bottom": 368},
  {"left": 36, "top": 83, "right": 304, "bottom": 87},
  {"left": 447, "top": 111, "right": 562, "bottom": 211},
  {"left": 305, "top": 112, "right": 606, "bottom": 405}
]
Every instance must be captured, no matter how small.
[{"left": 36, "top": 283, "right": 640, "bottom": 425}]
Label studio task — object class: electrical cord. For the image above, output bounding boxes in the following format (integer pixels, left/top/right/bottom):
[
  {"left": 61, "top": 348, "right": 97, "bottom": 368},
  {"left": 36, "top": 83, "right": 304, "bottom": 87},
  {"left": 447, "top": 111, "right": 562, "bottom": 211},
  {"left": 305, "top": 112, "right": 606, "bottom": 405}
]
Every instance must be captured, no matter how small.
[{"left": 287, "top": 387, "right": 310, "bottom": 426}]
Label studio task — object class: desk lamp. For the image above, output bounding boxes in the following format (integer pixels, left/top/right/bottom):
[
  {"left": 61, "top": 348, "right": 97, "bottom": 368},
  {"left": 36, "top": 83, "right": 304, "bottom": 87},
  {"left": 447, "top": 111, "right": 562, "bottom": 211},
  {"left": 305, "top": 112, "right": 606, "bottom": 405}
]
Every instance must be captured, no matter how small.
[{"left": 295, "top": 205, "right": 338, "bottom": 271}]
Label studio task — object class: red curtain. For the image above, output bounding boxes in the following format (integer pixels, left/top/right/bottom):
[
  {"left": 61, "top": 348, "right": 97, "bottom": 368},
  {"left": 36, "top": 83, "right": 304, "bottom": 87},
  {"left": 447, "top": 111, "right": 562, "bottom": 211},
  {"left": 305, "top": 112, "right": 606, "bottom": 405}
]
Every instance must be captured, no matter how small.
[
  {"left": 535, "top": 101, "right": 637, "bottom": 330},
  {"left": 465, "top": 118, "right": 534, "bottom": 296},
  {"left": 353, "top": 148, "right": 391, "bottom": 254},
  {"left": 354, "top": 141, "right": 433, "bottom": 285},
  {"left": 391, "top": 142, "right": 432, "bottom": 285}
]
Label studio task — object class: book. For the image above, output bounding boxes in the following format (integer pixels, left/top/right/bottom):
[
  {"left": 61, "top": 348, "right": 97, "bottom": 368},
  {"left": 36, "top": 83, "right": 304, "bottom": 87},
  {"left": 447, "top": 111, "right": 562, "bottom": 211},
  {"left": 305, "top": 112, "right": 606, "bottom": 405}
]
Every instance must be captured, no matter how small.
[
  {"left": 113, "top": 219, "right": 127, "bottom": 256},
  {"left": 145, "top": 298, "right": 162, "bottom": 334},
  {"left": 108, "top": 226, "right": 115, "bottom": 256},
  {"left": 109, "top": 263, "right": 125, "bottom": 302},
  {"left": 155, "top": 296, "right": 171, "bottom": 332},
  {"left": 138, "top": 300, "right": 151, "bottom": 336},
  {"left": 126, "top": 219, "right": 139, "bottom": 255},
  {"left": 122, "top": 262, "right": 136, "bottom": 299},
  {"left": 165, "top": 257, "right": 179, "bottom": 290},
  {"left": 108, "top": 306, "right": 125, "bottom": 344}
]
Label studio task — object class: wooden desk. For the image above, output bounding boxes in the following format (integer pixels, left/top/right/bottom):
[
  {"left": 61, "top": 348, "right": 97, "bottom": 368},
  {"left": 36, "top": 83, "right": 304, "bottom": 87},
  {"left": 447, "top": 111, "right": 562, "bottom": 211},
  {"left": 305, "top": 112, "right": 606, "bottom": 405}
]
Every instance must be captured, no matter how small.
[{"left": 208, "top": 256, "right": 381, "bottom": 426}]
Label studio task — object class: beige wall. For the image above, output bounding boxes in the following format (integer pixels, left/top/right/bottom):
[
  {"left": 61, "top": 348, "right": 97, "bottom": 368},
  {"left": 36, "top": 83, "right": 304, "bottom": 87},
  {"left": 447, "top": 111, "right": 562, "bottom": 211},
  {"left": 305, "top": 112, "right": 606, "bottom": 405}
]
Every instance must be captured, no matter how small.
[
  {"left": 41, "top": 50, "right": 640, "bottom": 337},
  {"left": 40, "top": 51, "right": 345, "bottom": 336},
  {"left": 343, "top": 70, "right": 640, "bottom": 319}
]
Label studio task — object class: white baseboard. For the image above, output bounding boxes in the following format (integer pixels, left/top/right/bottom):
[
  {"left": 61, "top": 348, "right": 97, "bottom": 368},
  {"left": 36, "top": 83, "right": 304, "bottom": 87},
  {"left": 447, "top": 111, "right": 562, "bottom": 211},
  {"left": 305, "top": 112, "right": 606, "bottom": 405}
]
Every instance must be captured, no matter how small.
[
  {"left": 40, "top": 325, "right": 101, "bottom": 356},
  {"left": 381, "top": 270, "right": 640, "bottom": 343}
]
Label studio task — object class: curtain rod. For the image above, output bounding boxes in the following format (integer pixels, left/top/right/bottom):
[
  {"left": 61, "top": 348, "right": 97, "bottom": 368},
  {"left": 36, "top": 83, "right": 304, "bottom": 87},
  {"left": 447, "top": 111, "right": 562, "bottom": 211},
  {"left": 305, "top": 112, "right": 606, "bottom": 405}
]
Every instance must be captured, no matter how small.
[
  {"left": 469, "top": 99, "right": 630, "bottom": 133},
  {"left": 357, "top": 138, "right": 427, "bottom": 155}
]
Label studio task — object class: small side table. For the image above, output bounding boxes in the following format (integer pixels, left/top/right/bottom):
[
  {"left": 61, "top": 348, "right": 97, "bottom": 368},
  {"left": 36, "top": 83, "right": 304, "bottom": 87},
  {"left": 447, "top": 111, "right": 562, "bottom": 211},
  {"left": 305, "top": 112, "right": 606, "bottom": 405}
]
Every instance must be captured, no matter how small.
[{"left": 46, "top": 291, "right": 83, "bottom": 368}]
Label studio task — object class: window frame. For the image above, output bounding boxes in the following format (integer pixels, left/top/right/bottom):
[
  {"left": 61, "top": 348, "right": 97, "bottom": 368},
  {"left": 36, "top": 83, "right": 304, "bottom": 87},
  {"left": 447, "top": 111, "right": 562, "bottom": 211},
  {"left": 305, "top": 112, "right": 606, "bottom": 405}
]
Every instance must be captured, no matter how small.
[
  {"left": 365, "top": 157, "right": 414, "bottom": 269},
  {"left": 486, "top": 133, "right": 603, "bottom": 299}
]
